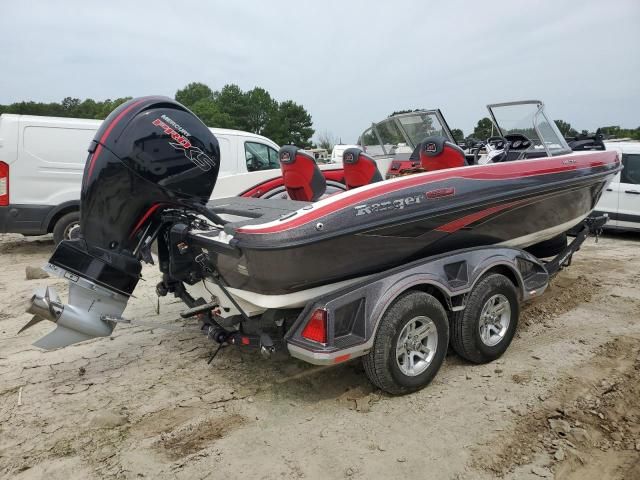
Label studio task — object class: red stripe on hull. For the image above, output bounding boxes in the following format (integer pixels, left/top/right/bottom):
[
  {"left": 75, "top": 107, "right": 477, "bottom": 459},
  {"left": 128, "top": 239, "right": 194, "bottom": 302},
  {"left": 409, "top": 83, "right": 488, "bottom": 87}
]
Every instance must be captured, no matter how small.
[
  {"left": 434, "top": 200, "right": 524, "bottom": 233},
  {"left": 237, "top": 152, "right": 619, "bottom": 235}
]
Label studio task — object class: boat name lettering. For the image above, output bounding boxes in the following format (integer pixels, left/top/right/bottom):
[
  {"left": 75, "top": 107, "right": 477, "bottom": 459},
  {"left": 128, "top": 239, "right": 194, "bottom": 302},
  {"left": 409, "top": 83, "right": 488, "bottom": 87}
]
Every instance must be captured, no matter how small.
[
  {"left": 426, "top": 187, "right": 455, "bottom": 199},
  {"left": 354, "top": 194, "right": 423, "bottom": 216}
]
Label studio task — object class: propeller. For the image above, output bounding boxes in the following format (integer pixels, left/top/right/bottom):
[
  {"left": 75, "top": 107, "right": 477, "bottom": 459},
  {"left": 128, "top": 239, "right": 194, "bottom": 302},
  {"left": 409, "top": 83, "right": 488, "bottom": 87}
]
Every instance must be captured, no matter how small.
[{"left": 19, "top": 287, "right": 63, "bottom": 334}]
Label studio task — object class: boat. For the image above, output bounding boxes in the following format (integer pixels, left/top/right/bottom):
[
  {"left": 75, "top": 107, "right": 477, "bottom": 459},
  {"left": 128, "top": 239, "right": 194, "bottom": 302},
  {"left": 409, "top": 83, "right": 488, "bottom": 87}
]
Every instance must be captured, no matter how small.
[{"left": 21, "top": 96, "right": 620, "bottom": 350}]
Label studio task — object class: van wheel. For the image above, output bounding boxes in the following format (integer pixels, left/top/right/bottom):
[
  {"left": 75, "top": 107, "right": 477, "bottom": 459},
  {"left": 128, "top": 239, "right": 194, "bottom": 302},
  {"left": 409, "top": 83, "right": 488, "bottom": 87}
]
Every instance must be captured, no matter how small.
[
  {"left": 362, "top": 291, "right": 449, "bottom": 395},
  {"left": 450, "top": 274, "right": 519, "bottom": 364},
  {"left": 53, "top": 211, "right": 81, "bottom": 245}
]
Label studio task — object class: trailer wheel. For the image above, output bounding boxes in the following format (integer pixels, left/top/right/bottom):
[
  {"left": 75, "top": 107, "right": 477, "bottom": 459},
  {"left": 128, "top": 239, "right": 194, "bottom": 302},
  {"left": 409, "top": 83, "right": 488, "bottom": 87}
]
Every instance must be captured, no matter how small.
[
  {"left": 450, "top": 273, "right": 519, "bottom": 364},
  {"left": 53, "top": 211, "right": 81, "bottom": 245},
  {"left": 363, "top": 291, "right": 449, "bottom": 395}
]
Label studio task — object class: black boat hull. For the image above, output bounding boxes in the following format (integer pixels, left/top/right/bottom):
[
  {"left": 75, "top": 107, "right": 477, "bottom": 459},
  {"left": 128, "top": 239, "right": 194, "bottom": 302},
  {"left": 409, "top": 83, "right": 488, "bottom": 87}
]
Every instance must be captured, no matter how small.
[{"left": 215, "top": 151, "right": 620, "bottom": 294}]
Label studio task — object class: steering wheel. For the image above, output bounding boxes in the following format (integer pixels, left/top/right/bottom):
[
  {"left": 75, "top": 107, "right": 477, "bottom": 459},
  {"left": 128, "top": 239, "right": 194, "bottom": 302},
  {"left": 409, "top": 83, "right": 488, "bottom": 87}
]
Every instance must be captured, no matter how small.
[
  {"left": 469, "top": 139, "right": 486, "bottom": 165},
  {"left": 485, "top": 136, "right": 510, "bottom": 163}
]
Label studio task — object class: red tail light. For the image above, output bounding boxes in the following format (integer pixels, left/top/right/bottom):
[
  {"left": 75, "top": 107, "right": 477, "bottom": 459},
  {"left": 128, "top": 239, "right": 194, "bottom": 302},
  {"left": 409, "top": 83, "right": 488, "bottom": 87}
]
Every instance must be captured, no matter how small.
[
  {"left": 301, "top": 309, "right": 328, "bottom": 344},
  {"left": 0, "top": 162, "right": 9, "bottom": 206}
]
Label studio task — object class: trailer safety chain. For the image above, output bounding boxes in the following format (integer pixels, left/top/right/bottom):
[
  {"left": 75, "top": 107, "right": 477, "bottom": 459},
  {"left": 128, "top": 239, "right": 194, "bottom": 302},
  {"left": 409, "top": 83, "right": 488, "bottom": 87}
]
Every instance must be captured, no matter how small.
[
  {"left": 195, "top": 253, "right": 253, "bottom": 324},
  {"left": 101, "top": 315, "right": 203, "bottom": 333},
  {"left": 207, "top": 343, "right": 227, "bottom": 364}
]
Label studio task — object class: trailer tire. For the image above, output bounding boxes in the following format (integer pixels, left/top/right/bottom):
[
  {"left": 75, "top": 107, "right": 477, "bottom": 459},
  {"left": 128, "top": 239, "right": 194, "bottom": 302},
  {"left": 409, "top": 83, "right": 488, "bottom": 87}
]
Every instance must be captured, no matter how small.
[
  {"left": 52, "top": 211, "right": 81, "bottom": 245},
  {"left": 450, "top": 273, "right": 519, "bottom": 364},
  {"left": 362, "top": 291, "right": 449, "bottom": 395}
]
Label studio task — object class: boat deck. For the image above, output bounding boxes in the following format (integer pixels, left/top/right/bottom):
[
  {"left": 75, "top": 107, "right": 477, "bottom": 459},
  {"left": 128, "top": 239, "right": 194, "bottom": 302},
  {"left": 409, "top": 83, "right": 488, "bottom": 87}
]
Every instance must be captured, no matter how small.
[{"left": 206, "top": 197, "right": 309, "bottom": 233}]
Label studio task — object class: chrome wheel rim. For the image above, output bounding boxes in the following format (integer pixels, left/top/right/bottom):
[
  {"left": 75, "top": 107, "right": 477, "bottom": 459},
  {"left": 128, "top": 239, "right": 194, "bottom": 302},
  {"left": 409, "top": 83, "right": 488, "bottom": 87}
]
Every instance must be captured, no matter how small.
[
  {"left": 478, "top": 294, "right": 511, "bottom": 347},
  {"left": 395, "top": 316, "right": 438, "bottom": 376},
  {"left": 64, "top": 222, "right": 81, "bottom": 240}
]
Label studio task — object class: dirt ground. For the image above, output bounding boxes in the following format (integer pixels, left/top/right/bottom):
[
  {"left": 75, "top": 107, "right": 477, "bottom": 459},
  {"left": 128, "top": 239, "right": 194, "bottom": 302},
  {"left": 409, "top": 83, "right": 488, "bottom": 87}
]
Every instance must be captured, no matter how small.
[{"left": 0, "top": 232, "right": 639, "bottom": 480}]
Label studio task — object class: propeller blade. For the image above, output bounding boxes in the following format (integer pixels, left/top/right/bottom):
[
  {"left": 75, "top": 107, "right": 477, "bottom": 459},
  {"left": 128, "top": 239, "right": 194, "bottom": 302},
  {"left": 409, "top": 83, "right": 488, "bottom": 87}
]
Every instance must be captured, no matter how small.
[
  {"left": 18, "top": 315, "right": 48, "bottom": 334},
  {"left": 45, "top": 286, "right": 61, "bottom": 305}
]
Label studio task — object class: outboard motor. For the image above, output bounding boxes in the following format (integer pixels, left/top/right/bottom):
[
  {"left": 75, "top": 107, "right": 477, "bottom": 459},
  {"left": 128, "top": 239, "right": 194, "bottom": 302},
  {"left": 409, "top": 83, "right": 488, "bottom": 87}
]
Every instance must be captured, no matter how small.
[{"left": 21, "top": 96, "right": 221, "bottom": 349}]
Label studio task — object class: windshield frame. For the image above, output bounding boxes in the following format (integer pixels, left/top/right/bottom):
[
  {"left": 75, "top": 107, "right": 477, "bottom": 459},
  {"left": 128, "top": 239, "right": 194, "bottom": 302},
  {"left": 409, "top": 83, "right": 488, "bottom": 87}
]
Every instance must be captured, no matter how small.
[
  {"left": 359, "top": 109, "right": 455, "bottom": 157},
  {"left": 487, "top": 100, "right": 572, "bottom": 156}
]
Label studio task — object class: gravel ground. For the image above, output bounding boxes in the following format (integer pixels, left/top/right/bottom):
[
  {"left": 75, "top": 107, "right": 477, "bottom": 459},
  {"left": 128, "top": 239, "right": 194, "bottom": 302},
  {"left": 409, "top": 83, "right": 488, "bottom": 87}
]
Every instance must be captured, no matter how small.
[{"left": 0, "top": 231, "right": 638, "bottom": 480}]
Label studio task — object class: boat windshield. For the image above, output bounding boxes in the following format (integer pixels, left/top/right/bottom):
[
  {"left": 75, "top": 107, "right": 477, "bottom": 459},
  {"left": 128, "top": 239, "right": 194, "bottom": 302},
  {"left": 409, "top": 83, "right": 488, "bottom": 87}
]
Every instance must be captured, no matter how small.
[
  {"left": 359, "top": 110, "right": 453, "bottom": 157},
  {"left": 487, "top": 101, "right": 571, "bottom": 156}
]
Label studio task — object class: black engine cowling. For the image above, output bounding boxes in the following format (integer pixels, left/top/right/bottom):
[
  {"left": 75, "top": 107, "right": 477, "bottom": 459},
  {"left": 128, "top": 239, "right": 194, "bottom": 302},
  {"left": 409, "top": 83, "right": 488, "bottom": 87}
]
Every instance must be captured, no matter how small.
[
  {"left": 81, "top": 96, "right": 220, "bottom": 252},
  {"left": 49, "top": 97, "right": 220, "bottom": 296}
]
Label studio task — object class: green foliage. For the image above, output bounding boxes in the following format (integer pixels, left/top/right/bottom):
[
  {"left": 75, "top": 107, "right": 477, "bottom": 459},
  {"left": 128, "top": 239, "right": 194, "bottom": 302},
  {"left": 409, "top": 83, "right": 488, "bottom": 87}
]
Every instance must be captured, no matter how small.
[
  {"left": 0, "top": 82, "right": 315, "bottom": 147},
  {"left": 264, "top": 100, "right": 314, "bottom": 147},
  {"left": 0, "top": 97, "right": 131, "bottom": 120},
  {"left": 466, "top": 117, "right": 640, "bottom": 142},
  {"left": 175, "top": 82, "right": 314, "bottom": 146},
  {"left": 189, "top": 98, "right": 233, "bottom": 129},
  {"left": 245, "top": 87, "right": 277, "bottom": 136},
  {"left": 212, "top": 84, "right": 251, "bottom": 130},
  {"left": 554, "top": 119, "right": 578, "bottom": 137},
  {"left": 598, "top": 125, "right": 640, "bottom": 140},
  {"left": 317, "top": 130, "right": 338, "bottom": 151},
  {"left": 472, "top": 117, "right": 495, "bottom": 140},
  {"left": 389, "top": 109, "right": 423, "bottom": 117},
  {"left": 175, "top": 82, "right": 214, "bottom": 106},
  {"left": 451, "top": 128, "right": 464, "bottom": 142}
]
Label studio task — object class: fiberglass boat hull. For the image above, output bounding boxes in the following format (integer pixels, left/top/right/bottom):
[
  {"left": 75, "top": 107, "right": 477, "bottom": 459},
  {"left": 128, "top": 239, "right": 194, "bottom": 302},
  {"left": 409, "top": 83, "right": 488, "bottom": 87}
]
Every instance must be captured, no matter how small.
[{"left": 212, "top": 151, "right": 620, "bottom": 295}]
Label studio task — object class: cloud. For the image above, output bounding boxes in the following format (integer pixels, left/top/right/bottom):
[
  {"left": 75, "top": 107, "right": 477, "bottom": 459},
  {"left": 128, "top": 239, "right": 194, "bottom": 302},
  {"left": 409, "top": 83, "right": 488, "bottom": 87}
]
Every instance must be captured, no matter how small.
[{"left": 1, "top": 0, "right": 638, "bottom": 142}]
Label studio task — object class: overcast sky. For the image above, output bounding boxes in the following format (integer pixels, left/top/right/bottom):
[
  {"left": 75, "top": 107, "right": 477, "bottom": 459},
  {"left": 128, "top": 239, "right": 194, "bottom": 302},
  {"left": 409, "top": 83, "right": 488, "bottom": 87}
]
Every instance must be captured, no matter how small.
[{"left": 1, "top": 0, "right": 638, "bottom": 143}]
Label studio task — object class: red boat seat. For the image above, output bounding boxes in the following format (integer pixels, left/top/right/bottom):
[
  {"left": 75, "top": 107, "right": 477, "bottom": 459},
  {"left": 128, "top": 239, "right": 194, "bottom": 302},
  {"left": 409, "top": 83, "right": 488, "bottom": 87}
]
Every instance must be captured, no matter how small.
[
  {"left": 418, "top": 136, "right": 467, "bottom": 171},
  {"left": 279, "top": 145, "right": 327, "bottom": 201},
  {"left": 342, "top": 147, "right": 383, "bottom": 189}
]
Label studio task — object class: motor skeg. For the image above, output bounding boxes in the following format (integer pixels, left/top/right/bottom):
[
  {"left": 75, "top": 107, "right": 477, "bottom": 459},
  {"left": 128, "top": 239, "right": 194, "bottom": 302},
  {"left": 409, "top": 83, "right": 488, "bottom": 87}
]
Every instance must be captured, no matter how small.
[{"left": 81, "top": 96, "right": 221, "bottom": 253}]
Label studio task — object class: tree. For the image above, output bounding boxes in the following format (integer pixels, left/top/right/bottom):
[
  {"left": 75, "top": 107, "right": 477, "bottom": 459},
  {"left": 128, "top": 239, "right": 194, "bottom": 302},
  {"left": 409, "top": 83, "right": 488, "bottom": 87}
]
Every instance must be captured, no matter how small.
[
  {"left": 0, "top": 82, "right": 317, "bottom": 146},
  {"left": 96, "top": 97, "right": 131, "bottom": 119},
  {"left": 450, "top": 128, "right": 464, "bottom": 142},
  {"left": 554, "top": 119, "right": 578, "bottom": 137},
  {"left": 61, "top": 97, "right": 81, "bottom": 113},
  {"left": 175, "top": 82, "right": 214, "bottom": 107},
  {"left": 266, "top": 100, "right": 314, "bottom": 147},
  {"left": 472, "top": 117, "right": 495, "bottom": 139},
  {"left": 213, "top": 84, "right": 251, "bottom": 130},
  {"left": 245, "top": 87, "right": 277, "bottom": 135},
  {"left": 389, "top": 109, "right": 422, "bottom": 117},
  {"left": 317, "top": 130, "right": 338, "bottom": 151},
  {"left": 597, "top": 125, "right": 640, "bottom": 140},
  {"left": 189, "top": 98, "right": 233, "bottom": 128}
]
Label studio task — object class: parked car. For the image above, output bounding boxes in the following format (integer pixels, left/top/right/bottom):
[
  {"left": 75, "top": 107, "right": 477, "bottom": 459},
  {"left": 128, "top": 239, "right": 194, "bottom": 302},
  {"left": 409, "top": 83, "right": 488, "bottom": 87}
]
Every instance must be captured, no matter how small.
[
  {"left": 0, "top": 114, "right": 289, "bottom": 243},
  {"left": 594, "top": 141, "right": 640, "bottom": 231}
]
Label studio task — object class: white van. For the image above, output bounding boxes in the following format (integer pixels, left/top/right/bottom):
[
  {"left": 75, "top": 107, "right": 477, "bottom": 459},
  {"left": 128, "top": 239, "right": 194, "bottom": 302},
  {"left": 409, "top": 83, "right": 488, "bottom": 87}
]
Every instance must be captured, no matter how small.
[
  {"left": 330, "top": 144, "right": 360, "bottom": 164},
  {"left": 0, "top": 114, "right": 282, "bottom": 243},
  {"left": 594, "top": 141, "right": 640, "bottom": 232}
]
